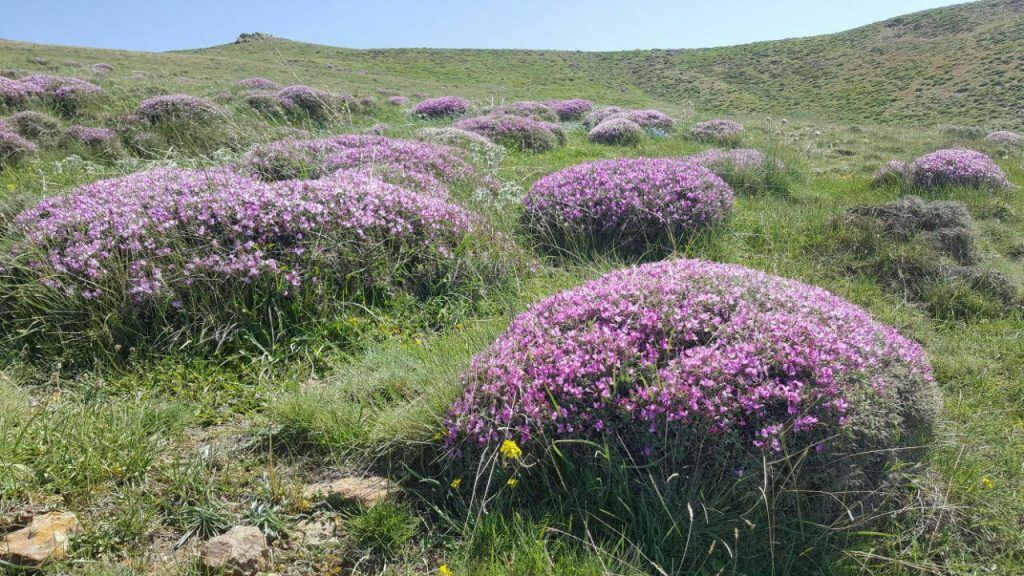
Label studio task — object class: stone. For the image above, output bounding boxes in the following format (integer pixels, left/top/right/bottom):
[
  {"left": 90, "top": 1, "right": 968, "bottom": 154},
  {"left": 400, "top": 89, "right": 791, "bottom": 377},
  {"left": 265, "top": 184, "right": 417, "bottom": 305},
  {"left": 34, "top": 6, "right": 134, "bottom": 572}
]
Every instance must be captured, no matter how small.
[
  {"left": 201, "top": 526, "right": 271, "bottom": 576},
  {"left": 294, "top": 518, "right": 338, "bottom": 546},
  {"left": 0, "top": 511, "right": 80, "bottom": 566},
  {"left": 302, "top": 476, "right": 398, "bottom": 508}
]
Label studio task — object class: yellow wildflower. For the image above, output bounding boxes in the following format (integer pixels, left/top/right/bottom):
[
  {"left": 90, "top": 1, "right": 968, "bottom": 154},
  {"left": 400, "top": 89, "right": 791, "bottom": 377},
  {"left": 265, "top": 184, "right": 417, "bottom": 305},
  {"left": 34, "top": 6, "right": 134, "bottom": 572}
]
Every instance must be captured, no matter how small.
[
  {"left": 506, "top": 478, "right": 519, "bottom": 488},
  {"left": 439, "top": 565, "right": 454, "bottom": 576},
  {"left": 450, "top": 477, "right": 462, "bottom": 489},
  {"left": 981, "top": 476, "right": 995, "bottom": 490},
  {"left": 499, "top": 439, "right": 522, "bottom": 460}
]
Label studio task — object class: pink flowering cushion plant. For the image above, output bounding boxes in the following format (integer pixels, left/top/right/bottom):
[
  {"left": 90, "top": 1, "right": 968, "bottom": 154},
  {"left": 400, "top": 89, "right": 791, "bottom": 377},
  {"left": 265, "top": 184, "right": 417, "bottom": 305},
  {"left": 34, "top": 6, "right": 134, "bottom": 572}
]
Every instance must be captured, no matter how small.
[
  {"left": 445, "top": 258, "right": 940, "bottom": 490},
  {"left": 136, "top": 94, "right": 223, "bottom": 125},
  {"left": 549, "top": 99, "right": 593, "bottom": 121},
  {"left": 602, "top": 109, "right": 674, "bottom": 132},
  {"left": 235, "top": 77, "right": 280, "bottom": 90},
  {"left": 587, "top": 117, "right": 644, "bottom": 146},
  {"left": 454, "top": 114, "right": 561, "bottom": 152},
  {"left": 522, "top": 157, "right": 733, "bottom": 254},
  {"left": 690, "top": 119, "right": 745, "bottom": 145},
  {"left": 908, "top": 148, "right": 1010, "bottom": 190},
  {"left": 4, "top": 168, "right": 522, "bottom": 359},
  {"left": 582, "top": 106, "right": 625, "bottom": 128},
  {"left": 413, "top": 96, "right": 471, "bottom": 119}
]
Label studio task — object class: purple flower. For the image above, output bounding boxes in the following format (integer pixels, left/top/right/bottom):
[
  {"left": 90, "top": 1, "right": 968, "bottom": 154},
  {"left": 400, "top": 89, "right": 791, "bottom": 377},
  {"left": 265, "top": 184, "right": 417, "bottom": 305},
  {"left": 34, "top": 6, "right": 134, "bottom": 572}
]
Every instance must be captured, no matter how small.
[
  {"left": 137, "top": 94, "right": 222, "bottom": 124},
  {"left": 387, "top": 95, "right": 409, "bottom": 106},
  {"left": 603, "top": 109, "right": 674, "bottom": 132},
  {"left": 549, "top": 99, "right": 593, "bottom": 121},
  {"left": 588, "top": 118, "right": 643, "bottom": 146},
  {"left": 908, "top": 148, "right": 1010, "bottom": 190},
  {"left": 65, "top": 125, "right": 116, "bottom": 150},
  {"left": 582, "top": 106, "right": 626, "bottom": 128},
  {"left": 413, "top": 96, "right": 471, "bottom": 119},
  {"left": 235, "top": 77, "right": 280, "bottom": 90}
]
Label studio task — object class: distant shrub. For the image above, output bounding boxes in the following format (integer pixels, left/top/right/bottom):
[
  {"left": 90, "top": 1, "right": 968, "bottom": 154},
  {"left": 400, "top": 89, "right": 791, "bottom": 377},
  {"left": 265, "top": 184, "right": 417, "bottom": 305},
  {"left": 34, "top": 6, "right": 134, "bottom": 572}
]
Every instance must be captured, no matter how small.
[
  {"left": 523, "top": 157, "right": 733, "bottom": 254},
  {"left": 908, "top": 148, "right": 1010, "bottom": 190},
  {"left": 872, "top": 160, "right": 910, "bottom": 188},
  {"left": 0, "top": 130, "right": 37, "bottom": 166},
  {"left": 235, "top": 77, "right": 280, "bottom": 90},
  {"left": 136, "top": 94, "right": 223, "bottom": 125},
  {"left": 488, "top": 101, "right": 558, "bottom": 123},
  {"left": 3, "top": 111, "right": 62, "bottom": 142},
  {"left": 446, "top": 258, "right": 939, "bottom": 497},
  {"left": 413, "top": 96, "right": 471, "bottom": 119},
  {"left": 6, "top": 75, "right": 102, "bottom": 112},
  {"left": 587, "top": 117, "right": 643, "bottom": 146},
  {"left": 985, "top": 130, "right": 1022, "bottom": 146},
  {"left": 243, "top": 91, "right": 285, "bottom": 117},
  {"left": 276, "top": 85, "right": 346, "bottom": 120},
  {"left": 454, "top": 114, "right": 560, "bottom": 152},
  {"left": 91, "top": 63, "right": 114, "bottom": 74},
  {"left": 690, "top": 119, "right": 744, "bottom": 145},
  {"left": 387, "top": 95, "right": 409, "bottom": 106},
  {"left": 549, "top": 99, "right": 592, "bottom": 121},
  {"left": 582, "top": 106, "right": 625, "bottom": 128},
  {"left": 604, "top": 109, "right": 674, "bottom": 132},
  {"left": 64, "top": 125, "right": 118, "bottom": 154},
  {"left": 3, "top": 168, "right": 522, "bottom": 360},
  {"left": 686, "top": 148, "right": 791, "bottom": 195},
  {"left": 53, "top": 81, "right": 103, "bottom": 113}
]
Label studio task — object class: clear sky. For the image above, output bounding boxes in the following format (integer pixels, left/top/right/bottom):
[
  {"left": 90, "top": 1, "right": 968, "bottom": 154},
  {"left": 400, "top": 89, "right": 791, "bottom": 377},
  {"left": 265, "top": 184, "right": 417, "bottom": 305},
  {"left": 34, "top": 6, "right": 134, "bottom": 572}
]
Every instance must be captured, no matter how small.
[{"left": 0, "top": 0, "right": 976, "bottom": 52}]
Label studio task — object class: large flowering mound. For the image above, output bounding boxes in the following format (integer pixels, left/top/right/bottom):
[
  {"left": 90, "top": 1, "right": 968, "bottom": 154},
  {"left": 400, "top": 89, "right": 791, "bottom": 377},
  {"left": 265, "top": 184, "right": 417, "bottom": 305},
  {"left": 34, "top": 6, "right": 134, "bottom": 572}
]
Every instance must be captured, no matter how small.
[
  {"left": 587, "top": 117, "right": 643, "bottom": 146},
  {"left": 908, "top": 148, "right": 1010, "bottom": 190},
  {"left": 239, "top": 135, "right": 475, "bottom": 193},
  {"left": 454, "top": 114, "right": 561, "bottom": 152},
  {"left": 549, "top": 99, "right": 593, "bottom": 121},
  {"left": 523, "top": 157, "right": 733, "bottom": 252},
  {"left": 0, "top": 130, "right": 37, "bottom": 165},
  {"left": 413, "top": 96, "right": 471, "bottom": 119},
  {"left": 488, "top": 101, "right": 558, "bottom": 123},
  {"left": 446, "top": 258, "right": 940, "bottom": 476},
  {"left": 690, "top": 119, "right": 745, "bottom": 145},
  {"left": 137, "top": 94, "right": 223, "bottom": 125},
  {"left": 603, "top": 109, "right": 674, "bottom": 132},
  {"left": 5, "top": 168, "right": 520, "bottom": 356}
]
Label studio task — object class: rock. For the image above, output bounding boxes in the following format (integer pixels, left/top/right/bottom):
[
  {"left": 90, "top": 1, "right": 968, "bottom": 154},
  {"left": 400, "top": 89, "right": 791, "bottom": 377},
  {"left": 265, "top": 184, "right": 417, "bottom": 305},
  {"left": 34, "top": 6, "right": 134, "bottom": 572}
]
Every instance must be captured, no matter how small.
[
  {"left": 0, "top": 511, "right": 79, "bottom": 566},
  {"left": 302, "top": 476, "right": 398, "bottom": 508},
  {"left": 295, "top": 518, "right": 338, "bottom": 546},
  {"left": 201, "top": 526, "right": 271, "bottom": 576}
]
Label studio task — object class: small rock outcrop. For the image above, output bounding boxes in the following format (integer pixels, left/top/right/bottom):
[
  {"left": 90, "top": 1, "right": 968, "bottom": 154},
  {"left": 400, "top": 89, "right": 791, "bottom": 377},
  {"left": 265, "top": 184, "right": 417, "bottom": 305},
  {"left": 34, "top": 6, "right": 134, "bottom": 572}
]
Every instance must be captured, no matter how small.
[
  {"left": 0, "top": 511, "right": 80, "bottom": 566},
  {"left": 201, "top": 526, "right": 271, "bottom": 576},
  {"left": 302, "top": 476, "right": 398, "bottom": 508}
]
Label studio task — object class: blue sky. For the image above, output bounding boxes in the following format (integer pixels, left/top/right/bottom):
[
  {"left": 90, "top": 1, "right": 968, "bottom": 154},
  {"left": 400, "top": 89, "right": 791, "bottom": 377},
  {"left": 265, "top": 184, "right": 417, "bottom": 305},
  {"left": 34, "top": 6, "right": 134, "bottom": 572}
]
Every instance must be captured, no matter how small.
[{"left": 0, "top": 0, "right": 974, "bottom": 52}]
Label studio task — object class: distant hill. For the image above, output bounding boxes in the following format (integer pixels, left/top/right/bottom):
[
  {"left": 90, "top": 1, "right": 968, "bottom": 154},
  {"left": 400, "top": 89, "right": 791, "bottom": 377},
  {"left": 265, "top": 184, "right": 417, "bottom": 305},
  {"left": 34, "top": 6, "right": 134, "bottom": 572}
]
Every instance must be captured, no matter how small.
[{"left": 2, "top": 0, "right": 1021, "bottom": 128}]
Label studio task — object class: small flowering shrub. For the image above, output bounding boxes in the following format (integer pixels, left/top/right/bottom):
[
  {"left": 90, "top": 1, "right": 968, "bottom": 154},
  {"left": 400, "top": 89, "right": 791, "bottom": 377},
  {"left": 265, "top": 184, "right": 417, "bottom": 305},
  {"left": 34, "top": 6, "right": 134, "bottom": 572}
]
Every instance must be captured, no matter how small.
[
  {"left": 488, "top": 101, "right": 558, "bottom": 123},
  {"left": 522, "top": 157, "right": 733, "bottom": 254},
  {"left": 276, "top": 85, "right": 345, "bottom": 120},
  {"left": 604, "top": 109, "right": 674, "bottom": 132},
  {"left": 91, "top": 63, "right": 114, "bottom": 73},
  {"left": 64, "top": 125, "right": 118, "bottom": 154},
  {"left": 690, "top": 119, "right": 745, "bottom": 146},
  {"left": 446, "top": 258, "right": 940, "bottom": 492},
  {"left": 454, "top": 115, "right": 560, "bottom": 152},
  {"left": 872, "top": 160, "right": 910, "bottom": 188},
  {"left": 0, "top": 130, "right": 37, "bottom": 166},
  {"left": 582, "top": 106, "right": 625, "bottom": 128},
  {"left": 235, "top": 77, "right": 280, "bottom": 90},
  {"left": 3, "top": 168, "right": 522, "bottom": 360},
  {"left": 53, "top": 81, "right": 103, "bottom": 113},
  {"left": 587, "top": 117, "right": 643, "bottom": 146},
  {"left": 136, "top": 94, "right": 223, "bottom": 125},
  {"left": 549, "top": 99, "right": 593, "bottom": 121},
  {"left": 1, "top": 75, "right": 101, "bottom": 112},
  {"left": 686, "top": 148, "right": 791, "bottom": 195},
  {"left": 908, "top": 148, "right": 1010, "bottom": 190},
  {"left": 413, "top": 96, "right": 471, "bottom": 119},
  {"left": 3, "top": 111, "right": 62, "bottom": 142},
  {"left": 0, "top": 77, "right": 35, "bottom": 107},
  {"left": 387, "top": 95, "right": 409, "bottom": 106},
  {"left": 984, "top": 130, "right": 1022, "bottom": 146}
]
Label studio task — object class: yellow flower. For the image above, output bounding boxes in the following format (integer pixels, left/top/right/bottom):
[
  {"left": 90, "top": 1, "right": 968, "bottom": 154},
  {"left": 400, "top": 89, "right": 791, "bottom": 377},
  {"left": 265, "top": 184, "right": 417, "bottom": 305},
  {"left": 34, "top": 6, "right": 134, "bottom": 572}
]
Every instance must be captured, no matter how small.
[
  {"left": 433, "top": 431, "right": 443, "bottom": 441},
  {"left": 981, "top": 476, "right": 995, "bottom": 490},
  {"left": 506, "top": 478, "right": 519, "bottom": 488},
  {"left": 439, "top": 565, "right": 454, "bottom": 576},
  {"left": 499, "top": 439, "right": 522, "bottom": 460},
  {"left": 450, "top": 478, "right": 462, "bottom": 489}
]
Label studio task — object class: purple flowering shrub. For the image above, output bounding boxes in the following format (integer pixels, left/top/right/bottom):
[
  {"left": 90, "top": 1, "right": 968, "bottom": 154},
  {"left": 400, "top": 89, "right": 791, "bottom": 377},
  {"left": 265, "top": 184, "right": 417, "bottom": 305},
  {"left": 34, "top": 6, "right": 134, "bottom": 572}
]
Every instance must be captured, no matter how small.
[
  {"left": 604, "top": 109, "right": 674, "bottom": 132},
  {"left": 549, "top": 99, "right": 593, "bottom": 121},
  {"left": 64, "top": 125, "right": 118, "bottom": 154},
  {"left": 1, "top": 75, "right": 102, "bottom": 113},
  {"left": 413, "top": 96, "right": 472, "bottom": 119},
  {"left": 582, "top": 106, "right": 625, "bottom": 128},
  {"left": 523, "top": 157, "right": 733, "bottom": 254},
  {"left": 0, "top": 77, "right": 36, "bottom": 107},
  {"left": 690, "top": 119, "right": 745, "bottom": 146},
  {"left": 454, "top": 115, "right": 561, "bottom": 152},
  {"left": 908, "top": 148, "right": 1010, "bottom": 190},
  {"left": 235, "top": 77, "right": 280, "bottom": 90},
  {"left": 0, "top": 130, "right": 37, "bottom": 166},
  {"left": 137, "top": 94, "right": 223, "bottom": 125},
  {"left": 53, "top": 81, "right": 103, "bottom": 113},
  {"left": 4, "top": 168, "right": 523, "bottom": 358},
  {"left": 488, "top": 101, "right": 558, "bottom": 123},
  {"left": 587, "top": 117, "right": 643, "bottom": 146},
  {"left": 686, "top": 148, "right": 792, "bottom": 195},
  {"left": 387, "top": 95, "right": 409, "bottom": 106},
  {"left": 446, "top": 258, "right": 940, "bottom": 487}
]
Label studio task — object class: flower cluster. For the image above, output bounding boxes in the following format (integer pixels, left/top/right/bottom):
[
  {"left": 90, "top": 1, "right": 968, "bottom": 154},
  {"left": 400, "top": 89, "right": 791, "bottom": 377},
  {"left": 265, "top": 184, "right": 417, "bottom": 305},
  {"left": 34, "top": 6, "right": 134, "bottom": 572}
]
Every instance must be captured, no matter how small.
[
  {"left": 236, "top": 77, "right": 280, "bottom": 90},
  {"left": 387, "top": 95, "right": 409, "bottom": 106},
  {"left": 690, "top": 119, "right": 745, "bottom": 145},
  {"left": 604, "top": 109, "right": 674, "bottom": 132},
  {"left": 0, "top": 77, "right": 35, "bottom": 106},
  {"left": 985, "top": 130, "right": 1022, "bottom": 145},
  {"left": 488, "top": 101, "right": 558, "bottom": 122},
  {"left": 413, "top": 96, "right": 471, "bottom": 119},
  {"left": 53, "top": 81, "right": 103, "bottom": 112},
  {"left": 522, "top": 157, "right": 733, "bottom": 250},
  {"left": 65, "top": 125, "right": 116, "bottom": 150},
  {"left": 908, "top": 148, "right": 1010, "bottom": 190},
  {"left": 454, "top": 114, "right": 561, "bottom": 152},
  {"left": 548, "top": 99, "right": 593, "bottom": 121},
  {"left": 12, "top": 168, "right": 502, "bottom": 303},
  {"left": 1, "top": 75, "right": 102, "bottom": 110},
  {"left": 446, "top": 258, "right": 936, "bottom": 459},
  {"left": 0, "top": 130, "right": 37, "bottom": 165},
  {"left": 587, "top": 117, "right": 643, "bottom": 146},
  {"left": 136, "top": 94, "right": 223, "bottom": 125}
]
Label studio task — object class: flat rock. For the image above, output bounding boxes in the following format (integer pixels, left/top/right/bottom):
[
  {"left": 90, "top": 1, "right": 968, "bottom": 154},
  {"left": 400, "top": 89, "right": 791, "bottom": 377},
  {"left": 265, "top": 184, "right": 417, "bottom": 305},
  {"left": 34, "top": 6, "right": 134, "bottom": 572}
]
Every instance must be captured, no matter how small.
[
  {"left": 201, "top": 525, "right": 270, "bottom": 576},
  {"left": 302, "top": 476, "right": 397, "bottom": 508},
  {"left": 0, "top": 511, "right": 79, "bottom": 566},
  {"left": 295, "top": 517, "right": 338, "bottom": 546}
]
